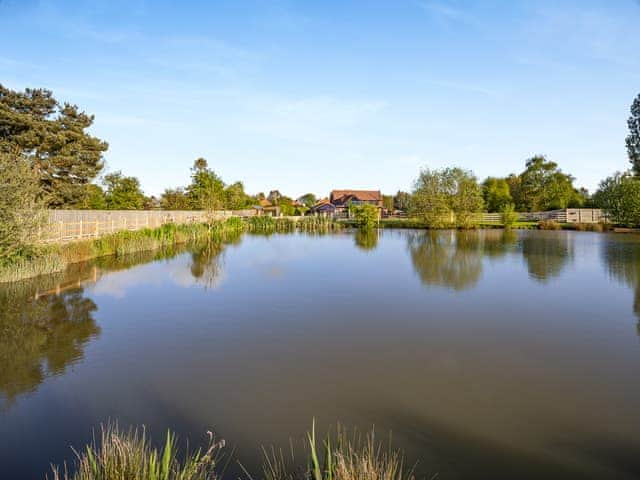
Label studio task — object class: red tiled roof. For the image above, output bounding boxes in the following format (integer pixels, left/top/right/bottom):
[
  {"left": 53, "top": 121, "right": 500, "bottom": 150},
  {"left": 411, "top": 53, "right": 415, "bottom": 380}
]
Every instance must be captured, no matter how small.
[{"left": 330, "top": 190, "right": 381, "bottom": 203}]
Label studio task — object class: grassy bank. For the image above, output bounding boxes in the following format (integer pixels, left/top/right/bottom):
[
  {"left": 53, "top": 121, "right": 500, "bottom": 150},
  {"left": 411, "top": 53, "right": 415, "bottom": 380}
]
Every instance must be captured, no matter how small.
[
  {"left": 0, "top": 221, "right": 238, "bottom": 284},
  {"left": 49, "top": 421, "right": 412, "bottom": 480},
  {"left": 0, "top": 217, "right": 342, "bottom": 284},
  {"left": 340, "top": 217, "right": 613, "bottom": 232}
]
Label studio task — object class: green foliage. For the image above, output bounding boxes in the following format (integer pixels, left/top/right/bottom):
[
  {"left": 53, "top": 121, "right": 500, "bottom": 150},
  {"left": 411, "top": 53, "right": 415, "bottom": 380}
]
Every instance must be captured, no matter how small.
[
  {"left": 223, "top": 181, "right": 252, "bottom": 210},
  {"left": 78, "top": 184, "right": 107, "bottom": 209},
  {"left": 0, "top": 153, "right": 45, "bottom": 261},
  {"left": 482, "top": 177, "right": 512, "bottom": 212},
  {"left": 160, "top": 188, "right": 190, "bottom": 210},
  {"left": 518, "top": 156, "right": 578, "bottom": 211},
  {"left": 410, "top": 167, "right": 483, "bottom": 228},
  {"left": 0, "top": 84, "right": 108, "bottom": 207},
  {"left": 394, "top": 191, "right": 411, "bottom": 211},
  {"left": 627, "top": 93, "right": 640, "bottom": 175},
  {"left": 103, "top": 171, "right": 146, "bottom": 210},
  {"left": 352, "top": 204, "right": 379, "bottom": 228},
  {"left": 187, "top": 158, "right": 225, "bottom": 211},
  {"left": 382, "top": 195, "right": 394, "bottom": 211},
  {"left": 593, "top": 172, "right": 640, "bottom": 226},
  {"left": 298, "top": 193, "right": 317, "bottom": 207},
  {"left": 500, "top": 203, "right": 519, "bottom": 229},
  {"left": 50, "top": 423, "right": 223, "bottom": 480}
]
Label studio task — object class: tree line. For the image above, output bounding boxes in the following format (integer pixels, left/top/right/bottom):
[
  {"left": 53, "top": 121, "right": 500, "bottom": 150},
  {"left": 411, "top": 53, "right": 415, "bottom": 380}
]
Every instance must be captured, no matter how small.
[{"left": 2, "top": 81, "right": 640, "bottom": 237}]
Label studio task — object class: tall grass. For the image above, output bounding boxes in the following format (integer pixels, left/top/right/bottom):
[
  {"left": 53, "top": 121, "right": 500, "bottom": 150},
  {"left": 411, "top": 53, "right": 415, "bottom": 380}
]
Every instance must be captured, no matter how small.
[
  {"left": 49, "top": 423, "right": 224, "bottom": 480},
  {"left": 260, "top": 421, "right": 413, "bottom": 480},
  {"left": 0, "top": 222, "right": 226, "bottom": 284}
]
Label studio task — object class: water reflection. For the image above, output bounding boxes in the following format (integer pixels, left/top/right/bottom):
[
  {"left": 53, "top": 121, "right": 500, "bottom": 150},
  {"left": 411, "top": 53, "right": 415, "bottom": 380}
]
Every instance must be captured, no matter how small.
[
  {"left": 407, "top": 231, "right": 484, "bottom": 291},
  {"left": 407, "top": 230, "right": 574, "bottom": 291},
  {"left": 0, "top": 280, "right": 99, "bottom": 409},
  {"left": 521, "top": 232, "right": 574, "bottom": 283},
  {"left": 354, "top": 228, "right": 379, "bottom": 251},
  {"left": 601, "top": 235, "right": 640, "bottom": 331}
]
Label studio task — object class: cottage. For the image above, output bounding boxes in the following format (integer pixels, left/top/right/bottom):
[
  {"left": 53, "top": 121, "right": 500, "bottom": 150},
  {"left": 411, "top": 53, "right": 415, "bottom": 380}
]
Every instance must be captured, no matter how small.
[{"left": 329, "top": 189, "right": 382, "bottom": 217}]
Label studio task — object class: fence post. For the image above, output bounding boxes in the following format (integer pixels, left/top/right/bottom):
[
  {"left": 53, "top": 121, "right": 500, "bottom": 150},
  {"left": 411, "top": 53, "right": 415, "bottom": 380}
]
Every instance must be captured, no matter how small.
[
  {"left": 95, "top": 219, "right": 99, "bottom": 237},
  {"left": 59, "top": 221, "right": 63, "bottom": 241},
  {"left": 79, "top": 219, "right": 83, "bottom": 239}
]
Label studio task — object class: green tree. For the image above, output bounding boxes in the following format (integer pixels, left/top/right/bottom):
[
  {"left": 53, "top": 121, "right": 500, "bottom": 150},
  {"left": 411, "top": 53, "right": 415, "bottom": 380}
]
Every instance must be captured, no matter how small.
[
  {"left": 394, "top": 191, "right": 411, "bottom": 211},
  {"left": 0, "top": 84, "right": 108, "bottom": 207},
  {"left": 411, "top": 167, "right": 483, "bottom": 228},
  {"left": 160, "top": 188, "right": 189, "bottom": 210},
  {"left": 278, "top": 196, "right": 296, "bottom": 216},
  {"left": 593, "top": 172, "right": 640, "bottom": 226},
  {"left": 187, "top": 158, "right": 225, "bottom": 210},
  {"left": 519, "top": 156, "right": 578, "bottom": 211},
  {"left": 160, "top": 187, "right": 190, "bottom": 210},
  {"left": 78, "top": 184, "right": 107, "bottom": 209},
  {"left": 298, "top": 193, "right": 317, "bottom": 207},
  {"left": 103, "top": 171, "right": 146, "bottom": 210},
  {"left": 382, "top": 195, "right": 394, "bottom": 212},
  {"left": 224, "top": 181, "right": 251, "bottom": 210},
  {"left": 0, "top": 153, "right": 45, "bottom": 260},
  {"left": 627, "top": 94, "right": 640, "bottom": 175},
  {"left": 352, "top": 204, "right": 379, "bottom": 228},
  {"left": 482, "top": 177, "right": 512, "bottom": 212}
]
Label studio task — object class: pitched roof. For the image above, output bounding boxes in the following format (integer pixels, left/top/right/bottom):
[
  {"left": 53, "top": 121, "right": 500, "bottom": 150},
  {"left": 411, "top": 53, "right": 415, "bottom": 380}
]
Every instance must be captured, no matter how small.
[{"left": 330, "top": 190, "right": 381, "bottom": 203}]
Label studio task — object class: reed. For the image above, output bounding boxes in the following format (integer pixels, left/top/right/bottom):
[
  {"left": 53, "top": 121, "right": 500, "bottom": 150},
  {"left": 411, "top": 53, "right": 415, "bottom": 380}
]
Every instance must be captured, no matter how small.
[
  {"left": 49, "top": 423, "right": 224, "bottom": 480},
  {"left": 261, "top": 421, "right": 413, "bottom": 480}
]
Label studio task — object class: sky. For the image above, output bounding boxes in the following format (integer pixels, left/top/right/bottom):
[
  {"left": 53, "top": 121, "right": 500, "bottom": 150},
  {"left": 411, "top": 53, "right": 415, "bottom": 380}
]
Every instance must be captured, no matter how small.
[{"left": 1, "top": 0, "right": 639, "bottom": 198}]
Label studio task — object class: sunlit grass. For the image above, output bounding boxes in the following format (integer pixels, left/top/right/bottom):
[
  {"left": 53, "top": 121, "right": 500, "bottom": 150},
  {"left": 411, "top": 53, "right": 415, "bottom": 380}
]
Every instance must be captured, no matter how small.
[{"left": 49, "top": 423, "right": 224, "bottom": 480}]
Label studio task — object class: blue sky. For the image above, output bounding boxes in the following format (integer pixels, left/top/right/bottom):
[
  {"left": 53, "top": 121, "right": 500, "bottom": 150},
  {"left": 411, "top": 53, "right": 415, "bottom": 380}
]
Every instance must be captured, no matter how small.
[{"left": 1, "top": 0, "right": 639, "bottom": 198}]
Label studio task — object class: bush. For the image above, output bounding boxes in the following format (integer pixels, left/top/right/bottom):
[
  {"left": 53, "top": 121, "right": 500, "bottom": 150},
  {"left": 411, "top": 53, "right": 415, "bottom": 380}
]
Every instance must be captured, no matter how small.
[
  {"left": 500, "top": 203, "right": 519, "bottom": 229},
  {"left": 538, "top": 219, "right": 561, "bottom": 230},
  {"left": 351, "top": 204, "right": 379, "bottom": 229},
  {"left": 0, "top": 153, "right": 45, "bottom": 261}
]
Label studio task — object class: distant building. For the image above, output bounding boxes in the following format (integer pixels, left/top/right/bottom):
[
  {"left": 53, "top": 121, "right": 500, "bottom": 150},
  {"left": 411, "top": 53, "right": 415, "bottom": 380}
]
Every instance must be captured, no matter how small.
[{"left": 309, "top": 190, "right": 382, "bottom": 218}]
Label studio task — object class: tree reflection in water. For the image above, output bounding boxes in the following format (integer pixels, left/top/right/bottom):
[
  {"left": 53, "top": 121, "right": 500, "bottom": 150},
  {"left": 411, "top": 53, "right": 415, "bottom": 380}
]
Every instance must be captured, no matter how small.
[
  {"left": 189, "top": 232, "right": 242, "bottom": 289},
  {"left": 0, "top": 279, "right": 99, "bottom": 410},
  {"left": 520, "top": 231, "right": 573, "bottom": 283},
  {"left": 407, "top": 230, "right": 484, "bottom": 291},
  {"left": 354, "top": 228, "right": 379, "bottom": 251},
  {"left": 601, "top": 235, "right": 640, "bottom": 333}
]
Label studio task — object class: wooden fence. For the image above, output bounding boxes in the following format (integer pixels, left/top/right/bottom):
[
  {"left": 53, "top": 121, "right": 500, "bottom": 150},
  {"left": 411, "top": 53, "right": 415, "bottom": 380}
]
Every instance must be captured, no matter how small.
[
  {"left": 478, "top": 209, "right": 606, "bottom": 224},
  {"left": 40, "top": 207, "right": 607, "bottom": 243},
  {"left": 41, "top": 209, "right": 256, "bottom": 243}
]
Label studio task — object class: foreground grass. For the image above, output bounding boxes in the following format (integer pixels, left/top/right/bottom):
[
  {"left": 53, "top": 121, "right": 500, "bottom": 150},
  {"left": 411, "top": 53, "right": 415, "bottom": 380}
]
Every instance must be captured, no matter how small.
[
  {"left": 49, "top": 423, "right": 224, "bottom": 480},
  {"left": 49, "top": 421, "right": 413, "bottom": 480}
]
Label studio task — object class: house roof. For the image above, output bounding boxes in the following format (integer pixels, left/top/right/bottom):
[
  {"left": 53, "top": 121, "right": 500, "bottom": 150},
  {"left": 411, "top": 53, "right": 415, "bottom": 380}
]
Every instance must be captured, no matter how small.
[
  {"left": 330, "top": 189, "right": 382, "bottom": 203},
  {"left": 259, "top": 199, "right": 272, "bottom": 207}
]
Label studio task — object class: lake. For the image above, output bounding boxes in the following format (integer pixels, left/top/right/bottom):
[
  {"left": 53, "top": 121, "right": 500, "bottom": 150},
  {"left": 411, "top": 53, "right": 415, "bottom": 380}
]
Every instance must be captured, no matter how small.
[{"left": 1, "top": 229, "right": 640, "bottom": 479}]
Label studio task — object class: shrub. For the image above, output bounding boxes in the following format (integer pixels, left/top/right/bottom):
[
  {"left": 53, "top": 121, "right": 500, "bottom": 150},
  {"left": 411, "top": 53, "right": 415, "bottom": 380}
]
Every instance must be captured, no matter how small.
[
  {"left": 0, "top": 153, "right": 45, "bottom": 261},
  {"left": 500, "top": 203, "right": 519, "bottom": 229},
  {"left": 351, "top": 204, "right": 379, "bottom": 229},
  {"left": 538, "top": 219, "right": 561, "bottom": 230}
]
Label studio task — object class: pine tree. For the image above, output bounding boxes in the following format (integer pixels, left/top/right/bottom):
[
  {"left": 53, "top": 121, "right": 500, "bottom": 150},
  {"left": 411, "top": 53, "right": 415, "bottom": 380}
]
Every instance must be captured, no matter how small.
[
  {"left": 627, "top": 94, "right": 640, "bottom": 175},
  {"left": 0, "top": 84, "right": 108, "bottom": 207}
]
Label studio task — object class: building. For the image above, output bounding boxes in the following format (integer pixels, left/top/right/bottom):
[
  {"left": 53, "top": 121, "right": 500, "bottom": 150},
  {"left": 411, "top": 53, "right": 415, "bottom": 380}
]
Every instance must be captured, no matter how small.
[{"left": 309, "top": 190, "right": 382, "bottom": 218}]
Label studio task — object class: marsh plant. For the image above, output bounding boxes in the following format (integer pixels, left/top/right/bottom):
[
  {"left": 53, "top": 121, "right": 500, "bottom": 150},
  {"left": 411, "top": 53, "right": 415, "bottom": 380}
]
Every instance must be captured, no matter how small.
[
  {"left": 49, "top": 423, "right": 224, "bottom": 480},
  {"left": 261, "top": 421, "right": 413, "bottom": 480}
]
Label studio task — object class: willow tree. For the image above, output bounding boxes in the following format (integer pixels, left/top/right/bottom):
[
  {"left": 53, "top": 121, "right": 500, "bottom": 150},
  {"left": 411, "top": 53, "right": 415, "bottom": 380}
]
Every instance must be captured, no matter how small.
[{"left": 0, "top": 84, "right": 108, "bottom": 207}]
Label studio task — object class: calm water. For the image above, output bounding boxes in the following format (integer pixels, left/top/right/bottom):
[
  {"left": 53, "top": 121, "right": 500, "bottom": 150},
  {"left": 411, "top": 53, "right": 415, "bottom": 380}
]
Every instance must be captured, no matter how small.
[{"left": 2, "top": 229, "right": 640, "bottom": 479}]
